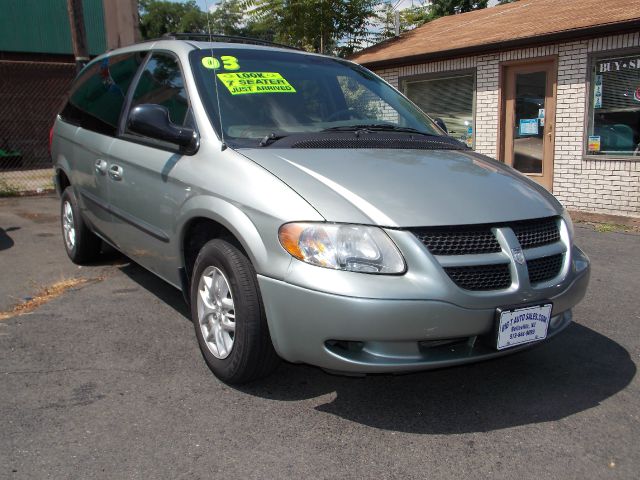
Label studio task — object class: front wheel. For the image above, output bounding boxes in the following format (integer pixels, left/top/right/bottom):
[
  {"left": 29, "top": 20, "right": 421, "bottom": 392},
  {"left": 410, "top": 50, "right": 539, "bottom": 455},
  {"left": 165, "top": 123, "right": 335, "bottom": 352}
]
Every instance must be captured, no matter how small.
[{"left": 190, "top": 239, "right": 280, "bottom": 384}]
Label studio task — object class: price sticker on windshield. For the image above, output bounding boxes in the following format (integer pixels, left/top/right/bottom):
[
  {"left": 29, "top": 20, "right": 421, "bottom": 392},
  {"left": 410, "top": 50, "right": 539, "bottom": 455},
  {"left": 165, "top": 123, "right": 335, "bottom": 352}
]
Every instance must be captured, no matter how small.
[{"left": 216, "top": 72, "right": 297, "bottom": 95}]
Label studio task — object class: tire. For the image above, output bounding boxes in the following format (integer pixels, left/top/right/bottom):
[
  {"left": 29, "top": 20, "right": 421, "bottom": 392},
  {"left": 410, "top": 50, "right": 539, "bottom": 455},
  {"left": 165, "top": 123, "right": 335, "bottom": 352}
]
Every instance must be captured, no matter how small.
[
  {"left": 190, "top": 238, "right": 280, "bottom": 384},
  {"left": 60, "top": 186, "right": 101, "bottom": 264}
]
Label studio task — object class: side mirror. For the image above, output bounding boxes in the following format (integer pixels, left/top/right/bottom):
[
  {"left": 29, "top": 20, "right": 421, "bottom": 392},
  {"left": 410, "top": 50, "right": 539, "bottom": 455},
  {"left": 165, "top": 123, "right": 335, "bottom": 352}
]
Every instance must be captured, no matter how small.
[
  {"left": 433, "top": 117, "right": 448, "bottom": 134},
  {"left": 128, "top": 104, "right": 198, "bottom": 154}
]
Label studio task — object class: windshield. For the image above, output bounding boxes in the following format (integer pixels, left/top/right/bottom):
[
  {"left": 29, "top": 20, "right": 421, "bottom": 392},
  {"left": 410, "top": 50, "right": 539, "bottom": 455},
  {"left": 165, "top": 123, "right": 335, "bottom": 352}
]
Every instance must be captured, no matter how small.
[{"left": 189, "top": 48, "right": 443, "bottom": 147}]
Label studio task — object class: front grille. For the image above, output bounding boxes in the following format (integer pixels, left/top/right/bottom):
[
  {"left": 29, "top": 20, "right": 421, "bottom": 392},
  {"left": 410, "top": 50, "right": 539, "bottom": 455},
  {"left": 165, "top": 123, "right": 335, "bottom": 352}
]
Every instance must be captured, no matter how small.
[
  {"left": 444, "top": 264, "right": 511, "bottom": 291},
  {"left": 527, "top": 254, "right": 563, "bottom": 284},
  {"left": 412, "top": 217, "right": 563, "bottom": 291},
  {"left": 512, "top": 217, "right": 560, "bottom": 249},
  {"left": 409, "top": 227, "right": 500, "bottom": 255},
  {"left": 409, "top": 217, "right": 560, "bottom": 256}
]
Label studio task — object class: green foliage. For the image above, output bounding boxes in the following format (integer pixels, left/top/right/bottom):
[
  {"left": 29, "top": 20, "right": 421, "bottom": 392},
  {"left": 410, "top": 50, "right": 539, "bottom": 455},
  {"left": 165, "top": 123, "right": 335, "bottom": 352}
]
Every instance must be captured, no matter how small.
[
  {"left": 138, "top": 0, "right": 208, "bottom": 39},
  {"left": 376, "top": 2, "right": 431, "bottom": 41},
  {"left": 0, "top": 177, "right": 20, "bottom": 197},
  {"left": 242, "top": 0, "right": 380, "bottom": 55},
  {"left": 137, "top": 0, "right": 490, "bottom": 54},
  {"left": 401, "top": 5, "right": 431, "bottom": 29},
  {"left": 209, "top": 0, "right": 247, "bottom": 36},
  {"left": 498, "top": 0, "right": 518, "bottom": 4},
  {"left": 377, "top": 0, "right": 488, "bottom": 41},
  {"left": 429, "top": 0, "right": 489, "bottom": 19}
]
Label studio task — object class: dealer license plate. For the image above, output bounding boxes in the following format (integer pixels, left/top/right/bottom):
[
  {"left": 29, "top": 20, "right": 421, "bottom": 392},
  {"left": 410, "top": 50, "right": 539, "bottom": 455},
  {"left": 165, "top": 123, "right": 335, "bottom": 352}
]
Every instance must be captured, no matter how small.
[{"left": 496, "top": 304, "right": 552, "bottom": 350}]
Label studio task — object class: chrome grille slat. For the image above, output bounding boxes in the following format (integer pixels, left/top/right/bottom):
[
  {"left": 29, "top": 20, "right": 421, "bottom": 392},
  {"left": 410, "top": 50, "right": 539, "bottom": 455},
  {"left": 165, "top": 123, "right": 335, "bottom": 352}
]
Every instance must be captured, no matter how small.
[
  {"left": 436, "top": 251, "right": 508, "bottom": 267},
  {"left": 523, "top": 241, "right": 566, "bottom": 261}
]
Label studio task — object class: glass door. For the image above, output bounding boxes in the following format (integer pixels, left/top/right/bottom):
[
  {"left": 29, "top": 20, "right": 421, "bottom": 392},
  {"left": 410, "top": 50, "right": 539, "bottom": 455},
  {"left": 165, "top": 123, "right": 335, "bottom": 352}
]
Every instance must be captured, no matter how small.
[{"left": 502, "top": 60, "right": 557, "bottom": 191}]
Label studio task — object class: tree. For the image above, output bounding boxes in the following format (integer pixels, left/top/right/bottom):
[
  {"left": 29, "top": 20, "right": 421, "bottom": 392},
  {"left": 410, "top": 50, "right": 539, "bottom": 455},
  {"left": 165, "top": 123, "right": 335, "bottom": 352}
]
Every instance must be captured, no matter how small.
[
  {"left": 138, "top": 0, "right": 208, "bottom": 39},
  {"left": 377, "top": 0, "right": 488, "bottom": 41},
  {"left": 401, "top": 5, "right": 431, "bottom": 29},
  {"left": 498, "top": 0, "right": 518, "bottom": 4},
  {"left": 242, "top": 0, "right": 380, "bottom": 55},
  {"left": 208, "top": 0, "right": 246, "bottom": 36},
  {"left": 429, "top": 0, "right": 489, "bottom": 20},
  {"left": 376, "top": 2, "right": 431, "bottom": 41}
]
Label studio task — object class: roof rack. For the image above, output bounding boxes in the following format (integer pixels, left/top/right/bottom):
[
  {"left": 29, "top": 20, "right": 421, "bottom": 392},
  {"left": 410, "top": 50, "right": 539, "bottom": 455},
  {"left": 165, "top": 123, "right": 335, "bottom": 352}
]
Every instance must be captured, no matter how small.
[{"left": 161, "top": 33, "right": 303, "bottom": 51}]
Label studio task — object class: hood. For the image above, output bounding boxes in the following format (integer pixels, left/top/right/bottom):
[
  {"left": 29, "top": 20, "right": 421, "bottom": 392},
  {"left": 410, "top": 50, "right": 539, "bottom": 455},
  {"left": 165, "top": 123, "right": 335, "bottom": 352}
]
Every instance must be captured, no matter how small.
[{"left": 241, "top": 148, "right": 562, "bottom": 227}]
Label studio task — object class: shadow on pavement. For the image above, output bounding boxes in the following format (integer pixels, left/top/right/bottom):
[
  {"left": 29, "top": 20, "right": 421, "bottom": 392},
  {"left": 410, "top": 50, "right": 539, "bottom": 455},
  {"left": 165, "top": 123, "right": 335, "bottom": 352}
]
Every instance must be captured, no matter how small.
[
  {"left": 239, "top": 323, "right": 635, "bottom": 434},
  {"left": 118, "top": 261, "right": 190, "bottom": 319},
  {"left": 108, "top": 254, "right": 635, "bottom": 435},
  {"left": 0, "top": 226, "right": 19, "bottom": 251}
]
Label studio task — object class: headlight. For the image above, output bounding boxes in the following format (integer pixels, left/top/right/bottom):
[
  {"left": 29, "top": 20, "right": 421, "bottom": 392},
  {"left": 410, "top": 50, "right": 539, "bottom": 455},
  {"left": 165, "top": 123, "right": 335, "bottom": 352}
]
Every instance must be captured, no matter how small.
[{"left": 278, "top": 222, "right": 405, "bottom": 274}]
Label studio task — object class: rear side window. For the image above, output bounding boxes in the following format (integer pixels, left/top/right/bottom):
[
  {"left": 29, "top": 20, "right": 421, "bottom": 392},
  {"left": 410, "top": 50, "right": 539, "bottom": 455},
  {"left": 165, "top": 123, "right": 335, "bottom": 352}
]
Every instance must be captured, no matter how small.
[
  {"left": 60, "top": 52, "right": 147, "bottom": 136},
  {"left": 127, "top": 52, "right": 191, "bottom": 128}
]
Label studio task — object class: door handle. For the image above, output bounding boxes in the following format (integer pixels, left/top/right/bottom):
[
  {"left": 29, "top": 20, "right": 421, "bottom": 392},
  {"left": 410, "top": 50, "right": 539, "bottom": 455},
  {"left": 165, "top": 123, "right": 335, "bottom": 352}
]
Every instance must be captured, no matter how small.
[
  {"left": 94, "top": 159, "right": 108, "bottom": 175},
  {"left": 108, "top": 164, "right": 123, "bottom": 181}
]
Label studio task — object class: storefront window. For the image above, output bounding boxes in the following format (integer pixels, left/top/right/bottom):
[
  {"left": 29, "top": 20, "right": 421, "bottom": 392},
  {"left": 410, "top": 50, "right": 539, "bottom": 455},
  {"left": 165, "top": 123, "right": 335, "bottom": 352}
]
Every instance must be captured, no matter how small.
[
  {"left": 587, "top": 53, "right": 640, "bottom": 157},
  {"left": 403, "top": 73, "right": 475, "bottom": 148}
]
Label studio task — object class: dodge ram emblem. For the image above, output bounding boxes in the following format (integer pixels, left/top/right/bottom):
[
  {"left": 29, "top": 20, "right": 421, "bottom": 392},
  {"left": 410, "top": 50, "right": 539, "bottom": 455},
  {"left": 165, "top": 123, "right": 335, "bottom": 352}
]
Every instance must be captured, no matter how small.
[{"left": 511, "top": 247, "right": 525, "bottom": 265}]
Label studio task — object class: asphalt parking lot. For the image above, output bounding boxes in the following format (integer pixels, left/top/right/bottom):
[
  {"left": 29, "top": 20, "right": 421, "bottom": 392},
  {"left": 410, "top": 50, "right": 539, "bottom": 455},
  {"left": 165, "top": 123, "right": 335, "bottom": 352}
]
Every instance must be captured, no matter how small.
[{"left": 1, "top": 195, "right": 639, "bottom": 479}]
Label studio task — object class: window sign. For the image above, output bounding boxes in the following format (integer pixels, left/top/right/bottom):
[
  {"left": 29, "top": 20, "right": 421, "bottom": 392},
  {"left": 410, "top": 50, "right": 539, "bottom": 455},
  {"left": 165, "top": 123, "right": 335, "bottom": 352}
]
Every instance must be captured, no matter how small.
[
  {"left": 519, "top": 118, "right": 539, "bottom": 136},
  {"left": 466, "top": 125, "right": 473, "bottom": 147},
  {"left": 588, "top": 54, "right": 640, "bottom": 156},
  {"left": 537, "top": 108, "right": 545, "bottom": 127},
  {"left": 593, "top": 75, "right": 603, "bottom": 109}
]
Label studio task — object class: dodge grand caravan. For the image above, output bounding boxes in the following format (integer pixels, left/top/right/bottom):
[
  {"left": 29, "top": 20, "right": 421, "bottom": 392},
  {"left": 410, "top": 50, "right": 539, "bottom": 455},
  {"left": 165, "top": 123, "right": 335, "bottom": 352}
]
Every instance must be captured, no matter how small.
[{"left": 51, "top": 37, "right": 590, "bottom": 384}]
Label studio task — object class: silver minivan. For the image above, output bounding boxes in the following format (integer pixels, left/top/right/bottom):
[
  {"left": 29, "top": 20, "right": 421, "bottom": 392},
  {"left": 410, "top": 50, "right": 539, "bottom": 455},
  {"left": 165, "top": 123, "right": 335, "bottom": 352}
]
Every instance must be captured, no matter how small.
[{"left": 52, "top": 37, "right": 590, "bottom": 383}]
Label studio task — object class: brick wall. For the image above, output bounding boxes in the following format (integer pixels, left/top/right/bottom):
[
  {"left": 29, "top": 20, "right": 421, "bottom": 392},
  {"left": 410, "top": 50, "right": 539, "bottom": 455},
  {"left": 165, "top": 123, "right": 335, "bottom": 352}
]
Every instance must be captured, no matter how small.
[{"left": 372, "top": 33, "right": 640, "bottom": 218}]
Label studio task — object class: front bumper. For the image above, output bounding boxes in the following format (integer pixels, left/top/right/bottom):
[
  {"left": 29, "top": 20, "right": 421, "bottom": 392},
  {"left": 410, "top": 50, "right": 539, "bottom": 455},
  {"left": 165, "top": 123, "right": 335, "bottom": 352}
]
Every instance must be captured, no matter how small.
[{"left": 258, "top": 246, "right": 590, "bottom": 373}]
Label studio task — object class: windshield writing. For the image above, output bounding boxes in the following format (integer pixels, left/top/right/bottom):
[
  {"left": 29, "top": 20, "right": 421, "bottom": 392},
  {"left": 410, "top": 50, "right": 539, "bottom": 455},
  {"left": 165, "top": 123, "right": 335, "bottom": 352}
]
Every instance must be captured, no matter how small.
[{"left": 190, "top": 49, "right": 442, "bottom": 146}]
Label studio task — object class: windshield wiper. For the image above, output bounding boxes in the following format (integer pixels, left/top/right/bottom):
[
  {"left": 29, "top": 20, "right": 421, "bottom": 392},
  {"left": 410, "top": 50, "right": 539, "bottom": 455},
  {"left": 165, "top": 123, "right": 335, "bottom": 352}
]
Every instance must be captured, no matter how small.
[
  {"left": 321, "top": 124, "right": 439, "bottom": 136},
  {"left": 259, "top": 132, "right": 288, "bottom": 147}
]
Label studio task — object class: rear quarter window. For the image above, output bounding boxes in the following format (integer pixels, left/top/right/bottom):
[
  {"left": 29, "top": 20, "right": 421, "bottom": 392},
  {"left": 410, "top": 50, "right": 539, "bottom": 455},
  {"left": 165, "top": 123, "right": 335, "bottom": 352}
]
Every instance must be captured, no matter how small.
[{"left": 60, "top": 51, "right": 147, "bottom": 136}]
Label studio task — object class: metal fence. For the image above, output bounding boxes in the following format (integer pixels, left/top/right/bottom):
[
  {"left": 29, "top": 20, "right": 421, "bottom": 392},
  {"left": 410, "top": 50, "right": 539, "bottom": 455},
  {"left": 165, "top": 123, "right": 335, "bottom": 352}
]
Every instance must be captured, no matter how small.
[{"left": 0, "top": 60, "right": 75, "bottom": 195}]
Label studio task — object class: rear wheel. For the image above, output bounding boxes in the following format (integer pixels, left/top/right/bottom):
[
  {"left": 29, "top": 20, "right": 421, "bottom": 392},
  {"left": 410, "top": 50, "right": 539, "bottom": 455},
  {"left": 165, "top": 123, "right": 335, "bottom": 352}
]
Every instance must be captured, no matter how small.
[
  {"left": 191, "top": 239, "right": 280, "bottom": 384},
  {"left": 60, "top": 186, "right": 101, "bottom": 264}
]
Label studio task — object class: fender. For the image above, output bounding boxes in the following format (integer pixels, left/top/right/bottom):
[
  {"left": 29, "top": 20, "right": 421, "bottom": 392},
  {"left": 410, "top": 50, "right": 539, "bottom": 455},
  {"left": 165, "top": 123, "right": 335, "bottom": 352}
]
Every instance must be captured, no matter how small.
[{"left": 176, "top": 194, "right": 285, "bottom": 278}]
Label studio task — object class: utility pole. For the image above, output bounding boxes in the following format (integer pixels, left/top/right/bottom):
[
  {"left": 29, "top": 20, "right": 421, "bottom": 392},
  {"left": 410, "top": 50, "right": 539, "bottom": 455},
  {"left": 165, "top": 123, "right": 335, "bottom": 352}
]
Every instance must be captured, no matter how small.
[
  {"left": 394, "top": 11, "right": 400, "bottom": 36},
  {"left": 67, "top": 0, "right": 90, "bottom": 73}
]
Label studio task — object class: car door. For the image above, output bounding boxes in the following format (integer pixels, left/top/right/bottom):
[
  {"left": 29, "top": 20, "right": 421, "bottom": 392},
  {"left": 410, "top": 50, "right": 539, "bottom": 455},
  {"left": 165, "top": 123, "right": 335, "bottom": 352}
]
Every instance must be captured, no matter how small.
[
  {"left": 106, "top": 51, "right": 197, "bottom": 285},
  {"left": 60, "top": 52, "right": 147, "bottom": 241}
]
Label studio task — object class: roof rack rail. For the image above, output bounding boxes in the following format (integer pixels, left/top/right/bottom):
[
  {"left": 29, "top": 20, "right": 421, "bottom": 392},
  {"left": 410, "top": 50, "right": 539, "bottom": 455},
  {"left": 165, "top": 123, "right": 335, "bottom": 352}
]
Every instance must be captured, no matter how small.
[{"left": 161, "top": 32, "right": 303, "bottom": 51}]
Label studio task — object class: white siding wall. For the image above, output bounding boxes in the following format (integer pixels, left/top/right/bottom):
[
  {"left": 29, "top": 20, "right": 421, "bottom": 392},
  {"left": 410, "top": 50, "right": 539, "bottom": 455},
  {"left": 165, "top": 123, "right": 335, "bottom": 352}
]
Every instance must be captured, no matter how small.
[{"left": 372, "top": 33, "right": 640, "bottom": 218}]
